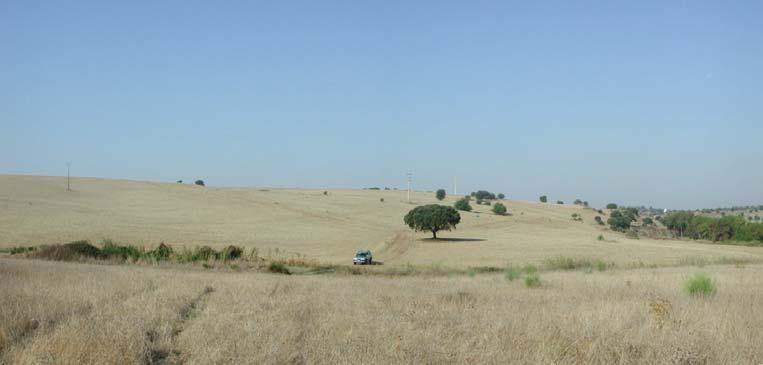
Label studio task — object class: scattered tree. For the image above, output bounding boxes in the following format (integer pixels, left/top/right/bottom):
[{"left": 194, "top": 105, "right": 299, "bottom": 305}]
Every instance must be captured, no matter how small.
[
  {"left": 557, "top": 200, "right": 564, "bottom": 205},
  {"left": 454, "top": 197, "right": 472, "bottom": 212},
  {"left": 195, "top": 180, "right": 205, "bottom": 186},
  {"left": 492, "top": 202, "right": 507, "bottom": 215},
  {"left": 607, "top": 208, "right": 638, "bottom": 231},
  {"left": 540, "top": 195, "right": 548, "bottom": 203},
  {"left": 436, "top": 189, "right": 446, "bottom": 201},
  {"left": 176, "top": 180, "right": 183, "bottom": 184},
  {"left": 473, "top": 190, "right": 496, "bottom": 200},
  {"left": 606, "top": 203, "right": 618, "bottom": 209},
  {"left": 404, "top": 205, "right": 461, "bottom": 239},
  {"left": 573, "top": 199, "right": 583, "bottom": 205},
  {"left": 498, "top": 193, "right": 505, "bottom": 199}
]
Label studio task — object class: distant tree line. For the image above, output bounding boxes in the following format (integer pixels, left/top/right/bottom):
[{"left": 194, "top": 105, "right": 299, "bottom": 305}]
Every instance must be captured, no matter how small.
[{"left": 661, "top": 212, "right": 763, "bottom": 242}]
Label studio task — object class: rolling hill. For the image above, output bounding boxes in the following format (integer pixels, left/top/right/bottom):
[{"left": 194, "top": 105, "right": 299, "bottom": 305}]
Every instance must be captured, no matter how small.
[{"left": 1, "top": 174, "right": 761, "bottom": 267}]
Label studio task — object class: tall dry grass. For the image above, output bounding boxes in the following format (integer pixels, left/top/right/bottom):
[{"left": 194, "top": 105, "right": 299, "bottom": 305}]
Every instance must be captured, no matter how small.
[{"left": 2, "top": 258, "right": 763, "bottom": 364}]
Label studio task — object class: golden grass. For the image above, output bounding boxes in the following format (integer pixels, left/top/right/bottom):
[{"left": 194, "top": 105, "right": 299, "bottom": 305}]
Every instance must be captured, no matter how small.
[
  {"left": 2, "top": 175, "right": 762, "bottom": 268},
  {"left": 2, "top": 258, "right": 763, "bottom": 364}
]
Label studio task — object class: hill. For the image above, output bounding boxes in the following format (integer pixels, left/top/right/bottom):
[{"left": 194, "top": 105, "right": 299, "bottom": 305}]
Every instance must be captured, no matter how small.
[{"left": 1, "top": 174, "right": 761, "bottom": 267}]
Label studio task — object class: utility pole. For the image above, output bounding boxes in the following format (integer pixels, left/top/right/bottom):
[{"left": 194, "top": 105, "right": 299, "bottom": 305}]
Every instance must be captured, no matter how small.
[
  {"left": 454, "top": 176, "right": 457, "bottom": 196},
  {"left": 66, "top": 161, "right": 71, "bottom": 192},
  {"left": 406, "top": 170, "right": 412, "bottom": 204}
]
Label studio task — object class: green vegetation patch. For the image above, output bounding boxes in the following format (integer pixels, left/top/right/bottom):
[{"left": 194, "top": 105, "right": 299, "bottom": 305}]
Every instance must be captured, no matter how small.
[{"left": 685, "top": 273, "right": 716, "bottom": 296}]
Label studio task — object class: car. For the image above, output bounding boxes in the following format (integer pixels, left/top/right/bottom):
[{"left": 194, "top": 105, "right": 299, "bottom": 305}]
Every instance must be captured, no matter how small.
[{"left": 353, "top": 250, "right": 373, "bottom": 265}]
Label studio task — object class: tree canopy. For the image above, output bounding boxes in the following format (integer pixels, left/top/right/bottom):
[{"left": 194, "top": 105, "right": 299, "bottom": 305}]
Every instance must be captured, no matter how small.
[
  {"left": 436, "top": 189, "right": 446, "bottom": 201},
  {"left": 454, "top": 197, "right": 472, "bottom": 212},
  {"left": 404, "top": 204, "right": 461, "bottom": 239}
]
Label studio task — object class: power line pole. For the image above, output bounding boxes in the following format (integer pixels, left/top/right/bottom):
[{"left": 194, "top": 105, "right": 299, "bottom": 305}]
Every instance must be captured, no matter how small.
[
  {"left": 66, "top": 161, "right": 71, "bottom": 192},
  {"left": 406, "top": 170, "right": 412, "bottom": 204}
]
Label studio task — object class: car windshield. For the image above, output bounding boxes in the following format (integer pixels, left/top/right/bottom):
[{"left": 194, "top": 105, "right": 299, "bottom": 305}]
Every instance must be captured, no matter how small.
[{"left": 355, "top": 252, "right": 367, "bottom": 257}]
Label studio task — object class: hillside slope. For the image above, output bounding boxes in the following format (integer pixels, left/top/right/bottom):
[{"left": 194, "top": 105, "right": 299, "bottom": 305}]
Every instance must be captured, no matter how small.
[{"left": 1, "top": 175, "right": 761, "bottom": 267}]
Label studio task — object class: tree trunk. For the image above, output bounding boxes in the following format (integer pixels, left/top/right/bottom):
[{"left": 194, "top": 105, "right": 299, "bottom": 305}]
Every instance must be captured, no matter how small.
[{"left": 432, "top": 230, "right": 437, "bottom": 239}]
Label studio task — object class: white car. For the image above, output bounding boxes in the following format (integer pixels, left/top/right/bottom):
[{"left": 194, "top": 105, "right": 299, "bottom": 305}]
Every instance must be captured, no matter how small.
[{"left": 353, "top": 250, "right": 373, "bottom": 265}]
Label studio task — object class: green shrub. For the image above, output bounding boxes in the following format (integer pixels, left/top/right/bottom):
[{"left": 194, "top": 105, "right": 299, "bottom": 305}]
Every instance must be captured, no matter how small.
[
  {"left": 492, "top": 202, "right": 507, "bottom": 215},
  {"left": 597, "top": 234, "right": 605, "bottom": 241},
  {"left": 9, "top": 246, "right": 36, "bottom": 255},
  {"left": 219, "top": 245, "right": 243, "bottom": 261},
  {"left": 606, "top": 203, "right": 618, "bottom": 209},
  {"left": 525, "top": 273, "right": 541, "bottom": 288},
  {"left": 642, "top": 217, "right": 654, "bottom": 225},
  {"left": 436, "top": 189, "right": 446, "bottom": 201},
  {"left": 595, "top": 259, "right": 608, "bottom": 272},
  {"left": 454, "top": 198, "right": 472, "bottom": 212},
  {"left": 268, "top": 262, "right": 291, "bottom": 275},
  {"left": 101, "top": 240, "right": 144, "bottom": 260},
  {"left": 539, "top": 195, "right": 547, "bottom": 203},
  {"left": 556, "top": 200, "right": 564, "bottom": 205},
  {"left": 685, "top": 273, "right": 716, "bottom": 296},
  {"left": 146, "top": 243, "right": 173, "bottom": 260},
  {"left": 497, "top": 193, "right": 505, "bottom": 199},
  {"left": 594, "top": 216, "right": 604, "bottom": 225},
  {"left": 33, "top": 241, "right": 102, "bottom": 261},
  {"left": 195, "top": 179, "right": 205, "bottom": 186},
  {"left": 504, "top": 266, "right": 520, "bottom": 281}
]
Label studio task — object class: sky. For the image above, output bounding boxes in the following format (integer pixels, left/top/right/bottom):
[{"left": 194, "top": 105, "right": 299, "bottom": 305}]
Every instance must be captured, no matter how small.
[{"left": 1, "top": 1, "right": 761, "bottom": 209}]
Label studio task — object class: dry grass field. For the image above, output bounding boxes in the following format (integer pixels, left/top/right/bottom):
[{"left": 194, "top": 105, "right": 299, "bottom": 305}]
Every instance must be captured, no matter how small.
[
  {"left": 3, "top": 174, "right": 763, "bottom": 364},
  {"left": 2, "top": 258, "right": 763, "bottom": 364},
  {"left": 2, "top": 175, "right": 762, "bottom": 268}
]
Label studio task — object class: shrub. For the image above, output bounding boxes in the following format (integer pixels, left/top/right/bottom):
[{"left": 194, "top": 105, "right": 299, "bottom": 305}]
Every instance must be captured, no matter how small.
[
  {"left": 195, "top": 180, "right": 205, "bottom": 186},
  {"left": 404, "top": 204, "right": 461, "bottom": 239},
  {"left": 380, "top": 198, "right": 384, "bottom": 202},
  {"left": 606, "top": 203, "right": 618, "bottom": 209},
  {"left": 147, "top": 243, "right": 173, "bottom": 260},
  {"left": 642, "top": 217, "right": 654, "bottom": 225},
  {"left": 594, "top": 216, "right": 604, "bottom": 225},
  {"left": 504, "top": 266, "right": 520, "bottom": 281},
  {"left": 539, "top": 195, "right": 547, "bottom": 203},
  {"left": 685, "top": 273, "right": 716, "bottom": 296},
  {"left": 497, "top": 193, "right": 505, "bottom": 199},
  {"left": 571, "top": 213, "right": 582, "bottom": 222},
  {"left": 176, "top": 180, "right": 183, "bottom": 183},
  {"left": 219, "top": 245, "right": 243, "bottom": 261},
  {"left": 9, "top": 246, "right": 36, "bottom": 255},
  {"left": 525, "top": 273, "right": 541, "bottom": 288},
  {"left": 454, "top": 198, "right": 472, "bottom": 212},
  {"left": 574, "top": 199, "right": 583, "bottom": 205},
  {"left": 436, "top": 189, "right": 446, "bottom": 201},
  {"left": 323, "top": 191, "right": 328, "bottom": 195},
  {"left": 101, "top": 240, "right": 144, "bottom": 260},
  {"left": 492, "top": 202, "right": 507, "bottom": 215},
  {"left": 268, "top": 262, "right": 291, "bottom": 275},
  {"left": 595, "top": 260, "right": 609, "bottom": 272},
  {"left": 597, "top": 234, "right": 604, "bottom": 241},
  {"left": 34, "top": 240, "right": 102, "bottom": 261},
  {"left": 556, "top": 200, "right": 564, "bottom": 205}
]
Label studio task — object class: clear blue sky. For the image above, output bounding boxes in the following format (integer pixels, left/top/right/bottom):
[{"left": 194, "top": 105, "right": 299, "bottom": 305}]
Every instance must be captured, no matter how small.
[{"left": 2, "top": 1, "right": 761, "bottom": 209}]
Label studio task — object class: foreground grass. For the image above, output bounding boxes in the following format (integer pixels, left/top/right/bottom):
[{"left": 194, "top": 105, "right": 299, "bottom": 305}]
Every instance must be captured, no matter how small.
[{"left": 2, "top": 259, "right": 763, "bottom": 364}]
